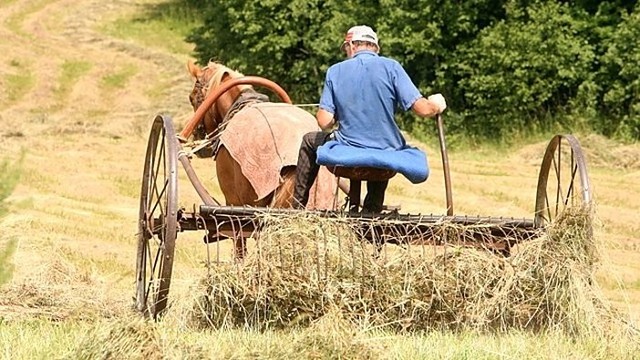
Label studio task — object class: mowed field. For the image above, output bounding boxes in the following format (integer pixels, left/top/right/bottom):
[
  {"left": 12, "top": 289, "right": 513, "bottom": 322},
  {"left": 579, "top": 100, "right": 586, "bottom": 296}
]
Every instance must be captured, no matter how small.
[{"left": 0, "top": 0, "right": 639, "bottom": 358}]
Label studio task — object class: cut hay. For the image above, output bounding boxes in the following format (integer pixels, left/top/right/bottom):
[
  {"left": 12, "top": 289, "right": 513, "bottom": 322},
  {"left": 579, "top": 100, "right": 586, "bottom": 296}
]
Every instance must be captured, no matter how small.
[
  {"left": 0, "top": 253, "right": 128, "bottom": 322},
  {"left": 71, "top": 319, "right": 163, "bottom": 360},
  {"left": 69, "top": 318, "right": 208, "bottom": 360},
  {"left": 285, "top": 308, "right": 383, "bottom": 359},
  {"left": 191, "top": 207, "right": 620, "bottom": 335},
  {"left": 193, "top": 213, "right": 381, "bottom": 329}
]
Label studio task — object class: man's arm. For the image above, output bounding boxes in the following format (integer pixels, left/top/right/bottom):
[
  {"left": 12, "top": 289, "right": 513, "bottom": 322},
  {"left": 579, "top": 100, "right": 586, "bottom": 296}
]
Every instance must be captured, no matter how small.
[
  {"left": 316, "top": 108, "right": 335, "bottom": 130},
  {"left": 411, "top": 94, "right": 447, "bottom": 118}
]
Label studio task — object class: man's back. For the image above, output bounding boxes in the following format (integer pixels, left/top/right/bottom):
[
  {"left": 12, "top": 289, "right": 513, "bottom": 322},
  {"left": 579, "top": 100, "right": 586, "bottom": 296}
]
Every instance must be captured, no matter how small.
[
  {"left": 293, "top": 24, "right": 446, "bottom": 210},
  {"left": 320, "top": 51, "right": 421, "bottom": 151}
]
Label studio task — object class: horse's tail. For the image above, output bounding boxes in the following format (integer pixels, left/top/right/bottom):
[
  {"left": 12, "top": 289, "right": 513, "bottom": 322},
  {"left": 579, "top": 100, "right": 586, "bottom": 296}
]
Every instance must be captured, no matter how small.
[{"left": 270, "top": 166, "right": 296, "bottom": 208}]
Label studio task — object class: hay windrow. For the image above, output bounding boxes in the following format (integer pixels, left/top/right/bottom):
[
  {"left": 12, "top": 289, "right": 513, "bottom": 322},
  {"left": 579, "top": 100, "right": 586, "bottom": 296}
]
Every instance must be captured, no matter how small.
[
  {"left": 71, "top": 319, "right": 163, "bottom": 360},
  {"left": 195, "top": 213, "right": 382, "bottom": 329},
  {"left": 286, "top": 308, "right": 383, "bottom": 359},
  {"left": 192, "top": 207, "right": 622, "bottom": 336},
  {"left": 0, "top": 254, "right": 128, "bottom": 322},
  {"left": 68, "top": 318, "right": 208, "bottom": 360}
]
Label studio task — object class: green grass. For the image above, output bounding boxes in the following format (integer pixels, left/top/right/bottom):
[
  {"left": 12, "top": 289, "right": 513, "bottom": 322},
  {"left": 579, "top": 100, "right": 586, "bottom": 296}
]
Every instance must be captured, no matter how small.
[
  {"left": 0, "top": 238, "right": 17, "bottom": 286},
  {"left": 94, "top": 0, "right": 201, "bottom": 106},
  {"left": 407, "top": 109, "right": 601, "bottom": 156},
  {"left": 4, "top": 0, "right": 52, "bottom": 39},
  {"left": 0, "top": 156, "right": 22, "bottom": 285},
  {"left": 0, "top": 319, "right": 637, "bottom": 359},
  {"left": 2, "top": 59, "right": 35, "bottom": 106},
  {"left": 97, "top": 173, "right": 139, "bottom": 198},
  {"left": 100, "top": 64, "right": 138, "bottom": 91},
  {"left": 0, "top": 154, "right": 23, "bottom": 215},
  {"left": 99, "top": 0, "right": 202, "bottom": 55},
  {"left": 144, "top": 77, "right": 177, "bottom": 103},
  {"left": 52, "top": 60, "right": 93, "bottom": 107}
]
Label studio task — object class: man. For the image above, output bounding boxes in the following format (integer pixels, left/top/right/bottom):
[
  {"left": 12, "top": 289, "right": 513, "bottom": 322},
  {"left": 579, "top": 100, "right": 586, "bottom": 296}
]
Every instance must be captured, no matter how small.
[{"left": 294, "top": 25, "right": 447, "bottom": 211}]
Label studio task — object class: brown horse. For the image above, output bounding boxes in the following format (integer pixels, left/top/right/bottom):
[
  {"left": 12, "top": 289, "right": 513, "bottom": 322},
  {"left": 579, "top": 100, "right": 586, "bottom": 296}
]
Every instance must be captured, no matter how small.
[
  {"left": 186, "top": 60, "right": 337, "bottom": 212},
  {"left": 187, "top": 60, "right": 293, "bottom": 208}
]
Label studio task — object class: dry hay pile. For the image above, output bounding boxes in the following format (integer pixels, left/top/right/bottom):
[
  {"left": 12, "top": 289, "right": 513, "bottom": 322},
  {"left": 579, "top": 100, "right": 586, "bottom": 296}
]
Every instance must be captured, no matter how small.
[
  {"left": 71, "top": 319, "right": 165, "bottom": 360},
  {"left": 191, "top": 207, "right": 618, "bottom": 335},
  {"left": 193, "top": 213, "right": 381, "bottom": 329},
  {"left": 69, "top": 318, "right": 208, "bottom": 360},
  {"left": 576, "top": 134, "right": 640, "bottom": 169},
  {"left": 0, "top": 253, "right": 128, "bottom": 322}
]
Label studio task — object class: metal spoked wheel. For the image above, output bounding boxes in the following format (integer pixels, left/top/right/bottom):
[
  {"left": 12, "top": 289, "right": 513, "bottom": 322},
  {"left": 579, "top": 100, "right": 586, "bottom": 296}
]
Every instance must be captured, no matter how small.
[
  {"left": 534, "top": 134, "right": 592, "bottom": 227},
  {"left": 136, "top": 115, "right": 178, "bottom": 319}
]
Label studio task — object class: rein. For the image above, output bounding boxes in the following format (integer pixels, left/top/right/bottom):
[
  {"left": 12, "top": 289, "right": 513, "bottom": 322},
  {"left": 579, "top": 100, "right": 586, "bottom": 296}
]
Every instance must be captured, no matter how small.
[
  {"left": 192, "top": 71, "right": 269, "bottom": 158},
  {"left": 194, "top": 67, "right": 260, "bottom": 131}
]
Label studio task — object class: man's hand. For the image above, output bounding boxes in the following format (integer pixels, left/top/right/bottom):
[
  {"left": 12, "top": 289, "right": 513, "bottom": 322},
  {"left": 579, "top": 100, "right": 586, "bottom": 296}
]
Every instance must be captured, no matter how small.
[{"left": 427, "top": 93, "right": 447, "bottom": 114}]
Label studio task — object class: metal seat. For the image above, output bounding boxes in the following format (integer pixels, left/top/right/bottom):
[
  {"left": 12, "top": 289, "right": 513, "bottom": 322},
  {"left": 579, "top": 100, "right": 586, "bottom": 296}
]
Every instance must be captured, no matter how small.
[{"left": 327, "top": 166, "right": 397, "bottom": 212}]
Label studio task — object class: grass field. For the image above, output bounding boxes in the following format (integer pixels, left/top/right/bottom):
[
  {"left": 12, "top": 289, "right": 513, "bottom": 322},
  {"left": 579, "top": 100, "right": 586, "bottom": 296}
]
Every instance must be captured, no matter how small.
[{"left": 0, "top": 0, "right": 639, "bottom": 358}]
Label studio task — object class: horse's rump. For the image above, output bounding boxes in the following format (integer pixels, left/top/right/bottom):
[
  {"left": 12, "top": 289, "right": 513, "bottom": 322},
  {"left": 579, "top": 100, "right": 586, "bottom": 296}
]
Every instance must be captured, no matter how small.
[{"left": 219, "top": 103, "right": 337, "bottom": 210}]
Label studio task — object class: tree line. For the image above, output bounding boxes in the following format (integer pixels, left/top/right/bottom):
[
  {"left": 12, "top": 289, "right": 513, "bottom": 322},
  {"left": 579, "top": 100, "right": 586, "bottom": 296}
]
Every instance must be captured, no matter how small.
[{"left": 185, "top": 0, "right": 639, "bottom": 141}]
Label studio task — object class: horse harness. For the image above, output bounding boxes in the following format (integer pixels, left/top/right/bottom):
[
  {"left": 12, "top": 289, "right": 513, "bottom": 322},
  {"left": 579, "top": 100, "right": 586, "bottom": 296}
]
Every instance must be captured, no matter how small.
[{"left": 193, "top": 88, "right": 270, "bottom": 158}]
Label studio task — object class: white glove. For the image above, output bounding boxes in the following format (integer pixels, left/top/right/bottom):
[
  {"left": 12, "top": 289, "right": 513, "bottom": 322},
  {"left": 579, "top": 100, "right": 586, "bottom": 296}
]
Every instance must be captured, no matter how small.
[{"left": 428, "top": 93, "right": 447, "bottom": 114}]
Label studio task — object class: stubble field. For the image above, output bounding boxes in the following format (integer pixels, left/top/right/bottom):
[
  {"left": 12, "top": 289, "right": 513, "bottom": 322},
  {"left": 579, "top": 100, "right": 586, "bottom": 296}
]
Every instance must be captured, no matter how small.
[{"left": 0, "top": 0, "right": 639, "bottom": 358}]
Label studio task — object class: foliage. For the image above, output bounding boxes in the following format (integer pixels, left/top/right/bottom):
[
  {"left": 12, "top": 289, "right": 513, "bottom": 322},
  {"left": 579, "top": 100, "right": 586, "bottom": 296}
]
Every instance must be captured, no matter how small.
[
  {"left": 454, "top": 1, "right": 595, "bottom": 137},
  {"left": 186, "top": 0, "right": 640, "bottom": 141},
  {"left": 188, "top": 0, "right": 344, "bottom": 104},
  {"left": 374, "top": 0, "right": 507, "bottom": 132},
  {"left": 598, "top": 3, "right": 640, "bottom": 139}
]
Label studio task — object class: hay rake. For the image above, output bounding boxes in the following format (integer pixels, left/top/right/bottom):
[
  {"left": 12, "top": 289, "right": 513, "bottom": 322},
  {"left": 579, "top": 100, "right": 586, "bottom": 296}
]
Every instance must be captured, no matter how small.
[{"left": 135, "top": 78, "right": 592, "bottom": 319}]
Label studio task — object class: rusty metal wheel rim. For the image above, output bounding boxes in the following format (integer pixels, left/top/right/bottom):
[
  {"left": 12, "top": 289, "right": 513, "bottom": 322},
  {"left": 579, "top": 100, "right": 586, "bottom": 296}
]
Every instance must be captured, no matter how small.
[
  {"left": 534, "top": 134, "right": 592, "bottom": 227},
  {"left": 136, "top": 115, "right": 178, "bottom": 319}
]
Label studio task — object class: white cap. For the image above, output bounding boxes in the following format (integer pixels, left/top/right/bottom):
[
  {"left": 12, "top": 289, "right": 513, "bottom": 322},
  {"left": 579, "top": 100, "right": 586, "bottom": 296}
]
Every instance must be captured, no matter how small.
[{"left": 341, "top": 25, "right": 379, "bottom": 50}]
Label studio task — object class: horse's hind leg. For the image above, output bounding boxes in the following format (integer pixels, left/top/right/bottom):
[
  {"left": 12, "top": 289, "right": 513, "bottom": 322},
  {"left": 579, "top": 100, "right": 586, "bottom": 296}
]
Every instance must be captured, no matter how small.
[
  {"left": 216, "top": 147, "right": 255, "bottom": 206},
  {"left": 216, "top": 147, "right": 259, "bottom": 260},
  {"left": 270, "top": 166, "right": 296, "bottom": 208}
]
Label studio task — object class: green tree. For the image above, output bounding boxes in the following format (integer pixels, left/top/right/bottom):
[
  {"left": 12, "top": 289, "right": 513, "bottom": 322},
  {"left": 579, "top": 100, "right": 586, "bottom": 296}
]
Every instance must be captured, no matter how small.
[
  {"left": 598, "top": 3, "right": 640, "bottom": 139},
  {"left": 453, "top": 1, "right": 595, "bottom": 137},
  {"left": 375, "top": 0, "right": 507, "bottom": 134},
  {"left": 189, "top": 0, "right": 350, "bottom": 104},
  {"left": 186, "top": 0, "right": 638, "bottom": 140}
]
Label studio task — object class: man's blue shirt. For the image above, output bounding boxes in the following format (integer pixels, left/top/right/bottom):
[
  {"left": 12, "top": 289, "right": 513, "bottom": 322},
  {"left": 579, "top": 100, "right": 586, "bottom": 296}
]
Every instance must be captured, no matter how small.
[{"left": 319, "top": 50, "right": 422, "bottom": 150}]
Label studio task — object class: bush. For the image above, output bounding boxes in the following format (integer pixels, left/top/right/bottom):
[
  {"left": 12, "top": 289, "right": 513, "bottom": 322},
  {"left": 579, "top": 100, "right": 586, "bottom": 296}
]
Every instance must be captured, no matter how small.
[
  {"left": 598, "top": 3, "right": 640, "bottom": 139},
  {"left": 188, "top": 0, "right": 355, "bottom": 104},
  {"left": 185, "top": 0, "right": 639, "bottom": 141},
  {"left": 453, "top": 1, "right": 596, "bottom": 137}
]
